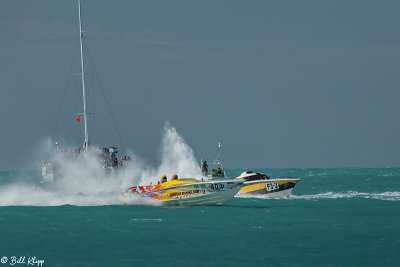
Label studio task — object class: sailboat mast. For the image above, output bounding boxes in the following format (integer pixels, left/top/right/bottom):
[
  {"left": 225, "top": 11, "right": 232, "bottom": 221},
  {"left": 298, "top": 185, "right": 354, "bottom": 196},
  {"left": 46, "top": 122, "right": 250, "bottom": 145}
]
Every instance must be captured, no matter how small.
[{"left": 78, "top": 0, "right": 89, "bottom": 150}]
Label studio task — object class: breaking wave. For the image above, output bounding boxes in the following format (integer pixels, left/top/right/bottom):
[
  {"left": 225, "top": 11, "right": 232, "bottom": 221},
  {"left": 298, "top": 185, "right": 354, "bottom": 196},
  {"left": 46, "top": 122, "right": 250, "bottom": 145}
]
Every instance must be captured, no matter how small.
[{"left": 0, "top": 122, "right": 202, "bottom": 207}]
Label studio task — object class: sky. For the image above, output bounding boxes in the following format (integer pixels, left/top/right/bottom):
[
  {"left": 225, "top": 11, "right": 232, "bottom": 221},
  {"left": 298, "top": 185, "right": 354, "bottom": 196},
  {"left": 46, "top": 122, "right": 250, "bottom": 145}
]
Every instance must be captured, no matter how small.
[{"left": 1, "top": 0, "right": 399, "bottom": 169}]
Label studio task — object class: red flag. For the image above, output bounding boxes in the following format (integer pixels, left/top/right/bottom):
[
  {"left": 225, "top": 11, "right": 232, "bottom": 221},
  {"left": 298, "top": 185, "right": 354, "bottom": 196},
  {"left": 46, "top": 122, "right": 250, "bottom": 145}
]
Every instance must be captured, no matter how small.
[{"left": 76, "top": 115, "right": 81, "bottom": 122}]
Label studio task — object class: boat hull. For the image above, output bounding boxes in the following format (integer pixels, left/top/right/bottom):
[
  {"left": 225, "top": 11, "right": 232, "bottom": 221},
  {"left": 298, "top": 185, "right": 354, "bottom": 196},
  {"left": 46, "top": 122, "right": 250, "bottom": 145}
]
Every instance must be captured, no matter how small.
[
  {"left": 125, "top": 180, "right": 244, "bottom": 206},
  {"left": 237, "top": 178, "right": 300, "bottom": 198}
]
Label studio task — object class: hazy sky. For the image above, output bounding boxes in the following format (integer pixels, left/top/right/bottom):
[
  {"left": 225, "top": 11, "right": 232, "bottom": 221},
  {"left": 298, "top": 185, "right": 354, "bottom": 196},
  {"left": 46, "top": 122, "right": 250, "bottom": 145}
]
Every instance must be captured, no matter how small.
[{"left": 1, "top": 0, "right": 399, "bottom": 169}]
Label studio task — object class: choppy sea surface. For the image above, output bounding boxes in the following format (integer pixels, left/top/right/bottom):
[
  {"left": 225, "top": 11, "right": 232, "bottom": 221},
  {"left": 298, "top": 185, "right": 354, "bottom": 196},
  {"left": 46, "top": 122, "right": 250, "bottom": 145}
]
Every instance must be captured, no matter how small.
[{"left": 1, "top": 168, "right": 399, "bottom": 266}]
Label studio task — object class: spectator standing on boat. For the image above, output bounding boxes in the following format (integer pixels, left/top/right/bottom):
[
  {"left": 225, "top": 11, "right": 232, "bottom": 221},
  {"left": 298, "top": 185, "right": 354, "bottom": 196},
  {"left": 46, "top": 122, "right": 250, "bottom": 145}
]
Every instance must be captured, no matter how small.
[
  {"left": 101, "top": 147, "right": 110, "bottom": 168},
  {"left": 109, "top": 146, "right": 118, "bottom": 162},
  {"left": 120, "top": 156, "right": 131, "bottom": 167},
  {"left": 112, "top": 157, "right": 118, "bottom": 167},
  {"left": 201, "top": 160, "right": 208, "bottom": 176}
]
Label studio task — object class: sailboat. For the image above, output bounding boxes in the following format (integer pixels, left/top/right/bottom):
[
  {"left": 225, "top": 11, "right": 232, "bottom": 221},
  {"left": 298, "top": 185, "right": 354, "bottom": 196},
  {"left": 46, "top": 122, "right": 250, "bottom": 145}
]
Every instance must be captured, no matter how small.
[{"left": 41, "top": 0, "right": 124, "bottom": 182}]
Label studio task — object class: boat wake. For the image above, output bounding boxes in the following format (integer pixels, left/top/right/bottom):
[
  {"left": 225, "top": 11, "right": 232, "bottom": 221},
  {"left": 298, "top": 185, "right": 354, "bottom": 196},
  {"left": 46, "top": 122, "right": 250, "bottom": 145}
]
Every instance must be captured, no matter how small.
[
  {"left": 289, "top": 191, "right": 400, "bottom": 201},
  {"left": 235, "top": 191, "right": 400, "bottom": 201},
  {"left": 0, "top": 184, "right": 158, "bottom": 206},
  {"left": 0, "top": 124, "right": 202, "bottom": 207},
  {"left": 129, "top": 218, "right": 163, "bottom": 222}
]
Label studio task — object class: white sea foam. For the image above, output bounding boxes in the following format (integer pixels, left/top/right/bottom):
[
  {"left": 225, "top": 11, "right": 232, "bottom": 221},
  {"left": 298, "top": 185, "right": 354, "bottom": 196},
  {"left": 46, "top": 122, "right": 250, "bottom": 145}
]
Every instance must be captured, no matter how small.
[
  {"left": 236, "top": 191, "right": 400, "bottom": 201},
  {"left": 129, "top": 218, "right": 163, "bottom": 222},
  {"left": 289, "top": 191, "right": 400, "bottom": 201},
  {"left": 0, "top": 122, "right": 201, "bottom": 207}
]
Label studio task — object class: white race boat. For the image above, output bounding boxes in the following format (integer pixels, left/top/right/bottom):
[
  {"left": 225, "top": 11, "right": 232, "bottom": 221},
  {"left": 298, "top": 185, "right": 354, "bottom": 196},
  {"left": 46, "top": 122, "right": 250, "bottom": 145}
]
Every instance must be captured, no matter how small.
[
  {"left": 202, "top": 144, "right": 301, "bottom": 198},
  {"left": 124, "top": 178, "right": 244, "bottom": 206}
]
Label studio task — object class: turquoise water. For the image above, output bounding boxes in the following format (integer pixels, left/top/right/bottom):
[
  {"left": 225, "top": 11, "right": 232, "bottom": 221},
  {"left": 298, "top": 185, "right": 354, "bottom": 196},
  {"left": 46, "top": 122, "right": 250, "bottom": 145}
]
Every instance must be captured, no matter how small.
[{"left": 1, "top": 168, "right": 400, "bottom": 266}]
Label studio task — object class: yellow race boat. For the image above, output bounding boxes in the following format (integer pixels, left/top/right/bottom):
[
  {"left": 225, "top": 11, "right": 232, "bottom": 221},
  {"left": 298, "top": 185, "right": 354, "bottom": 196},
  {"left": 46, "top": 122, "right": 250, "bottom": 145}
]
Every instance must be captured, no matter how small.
[
  {"left": 236, "top": 171, "right": 301, "bottom": 198},
  {"left": 124, "top": 178, "right": 244, "bottom": 206}
]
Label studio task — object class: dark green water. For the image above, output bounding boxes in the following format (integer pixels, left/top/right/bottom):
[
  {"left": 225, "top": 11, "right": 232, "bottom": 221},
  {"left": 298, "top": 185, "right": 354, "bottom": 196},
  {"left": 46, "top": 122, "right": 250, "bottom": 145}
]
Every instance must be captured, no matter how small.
[{"left": 1, "top": 168, "right": 399, "bottom": 266}]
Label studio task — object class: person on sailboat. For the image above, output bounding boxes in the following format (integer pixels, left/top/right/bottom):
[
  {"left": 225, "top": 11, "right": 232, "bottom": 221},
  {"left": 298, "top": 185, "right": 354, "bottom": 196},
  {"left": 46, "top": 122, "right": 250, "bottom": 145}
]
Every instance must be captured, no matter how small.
[
  {"left": 120, "top": 156, "right": 131, "bottom": 167},
  {"left": 201, "top": 160, "right": 208, "bottom": 176},
  {"left": 161, "top": 175, "right": 167, "bottom": 183},
  {"left": 172, "top": 174, "right": 178, "bottom": 180},
  {"left": 112, "top": 157, "right": 118, "bottom": 167}
]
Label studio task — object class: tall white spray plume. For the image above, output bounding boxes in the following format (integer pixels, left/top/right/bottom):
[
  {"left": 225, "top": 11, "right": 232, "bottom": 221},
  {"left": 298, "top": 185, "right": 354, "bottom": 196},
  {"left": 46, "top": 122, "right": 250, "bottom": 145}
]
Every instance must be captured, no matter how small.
[{"left": 0, "top": 122, "right": 202, "bottom": 206}]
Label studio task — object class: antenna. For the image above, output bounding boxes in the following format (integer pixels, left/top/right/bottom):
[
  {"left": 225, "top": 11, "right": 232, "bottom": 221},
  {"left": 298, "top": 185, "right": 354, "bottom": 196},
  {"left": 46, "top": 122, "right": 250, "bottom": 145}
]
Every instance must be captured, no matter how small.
[{"left": 217, "top": 141, "right": 222, "bottom": 160}]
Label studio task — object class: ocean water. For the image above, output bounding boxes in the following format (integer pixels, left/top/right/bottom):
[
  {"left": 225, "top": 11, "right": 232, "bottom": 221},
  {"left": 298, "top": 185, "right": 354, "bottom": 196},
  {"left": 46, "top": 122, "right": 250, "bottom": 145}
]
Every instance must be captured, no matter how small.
[{"left": 0, "top": 168, "right": 399, "bottom": 266}]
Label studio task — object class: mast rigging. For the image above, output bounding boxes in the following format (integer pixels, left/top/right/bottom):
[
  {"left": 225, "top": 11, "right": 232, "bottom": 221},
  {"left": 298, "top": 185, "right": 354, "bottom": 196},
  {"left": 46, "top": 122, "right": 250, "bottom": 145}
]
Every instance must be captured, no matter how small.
[{"left": 78, "top": 0, "right": 89, "bottom": 150}]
